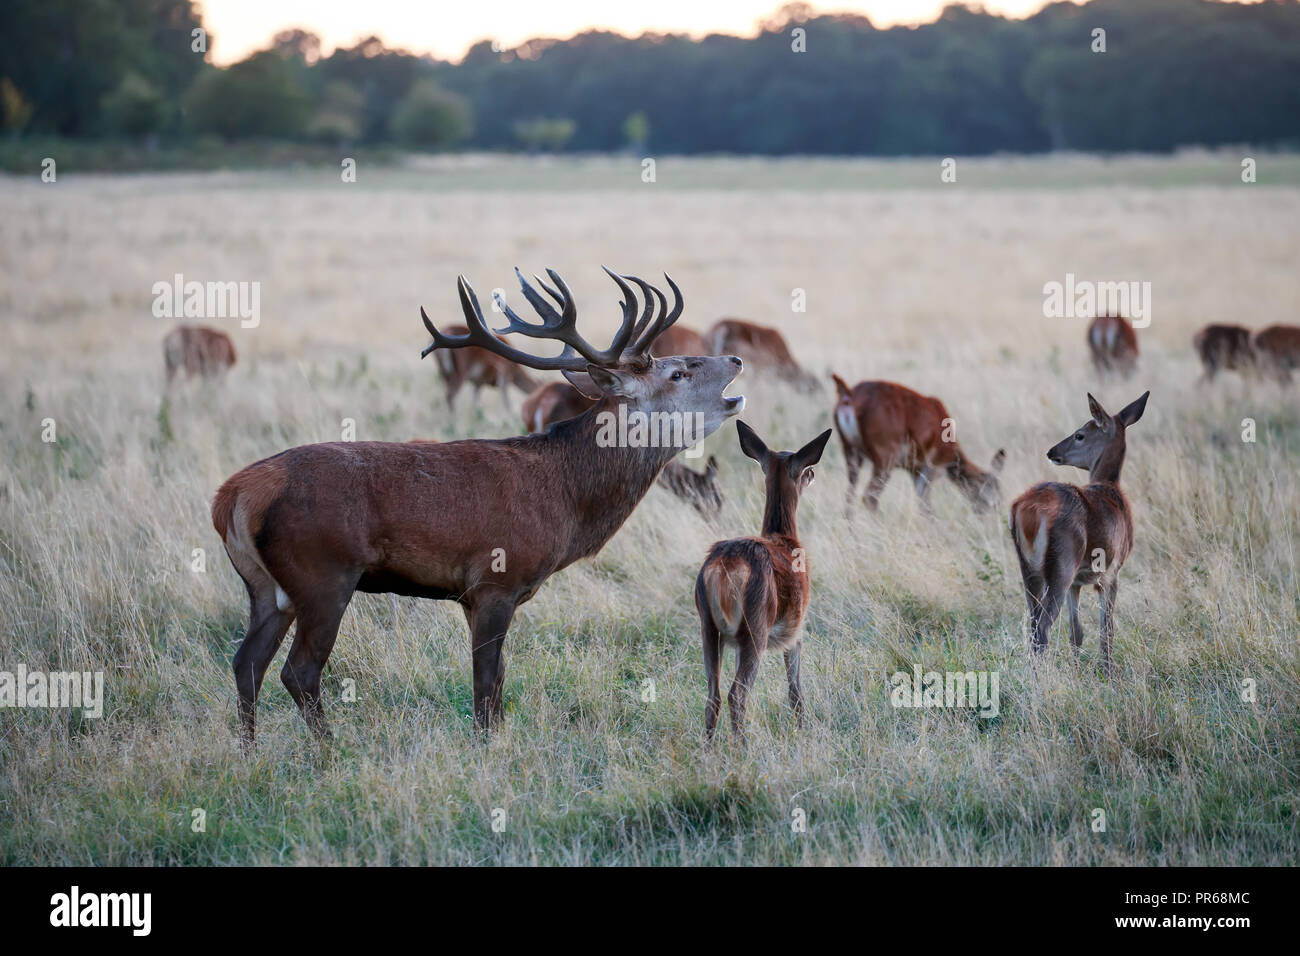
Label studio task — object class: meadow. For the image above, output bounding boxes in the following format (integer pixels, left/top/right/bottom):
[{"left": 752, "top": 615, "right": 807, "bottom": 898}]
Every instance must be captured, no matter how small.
[{"left": 0, "top": 152, "right": 1297, "bottom": 864}]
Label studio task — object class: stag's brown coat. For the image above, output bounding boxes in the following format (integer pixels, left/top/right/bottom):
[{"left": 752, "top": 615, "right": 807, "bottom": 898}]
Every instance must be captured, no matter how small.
[{"left": 215, "top": 267, "right": 744, "bottom": 745}]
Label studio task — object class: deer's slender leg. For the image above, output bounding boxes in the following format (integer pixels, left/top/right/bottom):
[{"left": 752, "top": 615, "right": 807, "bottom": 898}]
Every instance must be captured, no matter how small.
[
  {"left": 1099, "top": 576, "right": 1119, "bottom": 678},
  {"left": 863, "top": 455, "right": 891, "bottom": 511},
  {"left": 784, "top": 641, "right": 804, "bottom": 726},
  {"left": 842, "top": 447, "right": 863, "bottom": 514},
  {"left": 727, "top": 641, "right": 761, "bottom": 743},
  {"left": 232, "top": 577, "right": 295, "bottom": 751},
  {"left": 465, "top": 598, "right": 516, "bottom": 729},
  {"left": 1066, "top": 584, "right": 1084, "bottom": 658},
  {"left": 280, "top": 578, "right": 356, "bottom": 740},
  {"left": 913, "top": 466, "right": 938, "bottom": 517},
  {"left": 497, "top": 371, "right": 514, "bottom": 413},
  {"left": 1031, "top": 552, "right": 1073, "bottom": 657},
  {"left": 699, "top": 601, "right": 723, "bottom": 742}
]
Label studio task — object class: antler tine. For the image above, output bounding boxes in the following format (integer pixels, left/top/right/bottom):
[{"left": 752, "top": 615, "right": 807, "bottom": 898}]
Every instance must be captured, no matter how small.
[
  {"left": 630, "top": 273, "right": 684, "bottom": 356},
  {"left": 621, "top": 275, "right": 661, "bottom": 351},
  {"left": 419, "top": 275, "right": 593, "bottom": 372},
  {"left": 600, "top": 266, "right": 642, "bottom": 358}
]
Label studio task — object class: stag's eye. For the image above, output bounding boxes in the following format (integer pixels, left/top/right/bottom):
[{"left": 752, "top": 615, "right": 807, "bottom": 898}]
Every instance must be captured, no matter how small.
[
  {"left": 670, "top": 370, "right": 686, "bottom": 382},
  {"left": 1075, "top": 433, "right": 1085, "bottom": 442}
]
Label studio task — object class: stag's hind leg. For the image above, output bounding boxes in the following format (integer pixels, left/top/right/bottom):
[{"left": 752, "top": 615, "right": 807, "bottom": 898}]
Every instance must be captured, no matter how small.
[
  {"left": 229, "top": 566, "right": 295, "bottom": 751},
  {"left": 784, "top": 640, "right": 804, "bottom": 726},
  {"left": 279, "top": 573, "right": 357, "bottom": 740},
  {"left": 698, "top": 595, "right": 724, "bottom": 742},
  {"left": 1065, "top": 584, "right": 1084, "bottom": 659},
  {"left": 1098, "top": 576, "right": 1119, "bottom": 678}
]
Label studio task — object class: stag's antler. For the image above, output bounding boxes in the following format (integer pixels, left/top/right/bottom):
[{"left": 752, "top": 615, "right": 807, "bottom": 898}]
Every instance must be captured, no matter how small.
[{"left": 420, "top": 268, "right": 683, "bottom": 371}]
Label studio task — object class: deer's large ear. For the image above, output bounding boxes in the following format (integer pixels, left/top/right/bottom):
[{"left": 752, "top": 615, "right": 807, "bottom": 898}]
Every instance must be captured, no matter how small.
[
  {"left": 1116, "top": 390, "right": 1149, "bottom": 428},
  {"left": 561, "top": 369, "right": 603, "bottom": 400},
  {"left": 789, "top": 428, "right": 833, "bottom": 479},
  {"left": 1087, "top": 393, "right": 1110, "bottom": 427},
  {"left": 580, "top": 364, "right": 633, "bottom": 398},
  {"left": 736, "top": 420, "right": 770, "bottom": 466}
]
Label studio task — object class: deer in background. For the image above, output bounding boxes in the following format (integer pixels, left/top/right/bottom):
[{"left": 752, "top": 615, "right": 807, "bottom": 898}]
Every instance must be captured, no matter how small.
[
  {"left": 1192, "top": 324, "right": 1254, "bottom": 382},
  {"left": 1086, "top": 314, "right": 1139, "bottom": 379},
  {"left": 213, "top": 267, "right": 744, "bottom": 745},
  {"left": 521, "top": 382, "right": 724, "bottom": 515},
  {"left": 652, "top": 323, "right": 709, "bottom": 358},
  {"left": 1252, "top": 324, "right": 1300, "bottom": 384},
  {"left": 705, "top": 318, "right": 820, "bottom": 393},
  {"left": 831, "top": 375, "right": 1004, "bottom": 515},
  {"left": 164, "top": 325, "right": 236, "bottom": 384},
  {"left": 695, "top": 421, "right": 831, "bottom": 742},
  {"left": 434, "top": 323, "right": 539, "bottom": 411},
  {"left": 1009, "top": 391, "right": 1149, "bottom": 677}
]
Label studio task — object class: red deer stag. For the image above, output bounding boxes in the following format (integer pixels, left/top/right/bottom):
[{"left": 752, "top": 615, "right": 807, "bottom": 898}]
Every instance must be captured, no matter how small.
[
  {"left": 213, "top": 267, "right": 744, "bottom": 745},
  {"left": 705, "top": 318, "right": 820, "bottom": 393},
  {"left": 696, "top": 421, "right": 831, "bottom": 742},
  {"left": 521, "top": 381, "right": 723, "bottom": 515},
  {"left": 163, "top": 325, "right": 236, "bottom": 384},
  {"left": 1192, "top": 324, "right": 1254, "bottom": 382},
  {"left": 1086, "top": 314, "right": 1139, "bottom": 379},
  {"left": 831, "top": 375, "right": 1004, "bottom": 515},
  {"left": 434, "top": 323, "right": 539, "bottom": 411},
  {"left": 1251, "top": 324, "right": 1300, "bottom": 384},
  {"left": 1009, "top": 391, "right": 1149, "bottom": 677}
]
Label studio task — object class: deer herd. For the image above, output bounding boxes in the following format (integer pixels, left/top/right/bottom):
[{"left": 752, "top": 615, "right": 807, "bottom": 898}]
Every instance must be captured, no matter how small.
[{"left": 163, "top": 272, "right": 1297, "bottom": 749}]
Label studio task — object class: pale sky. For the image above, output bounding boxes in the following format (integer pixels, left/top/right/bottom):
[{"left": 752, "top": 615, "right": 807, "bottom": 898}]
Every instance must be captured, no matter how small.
[{"left": 199, "top": 0, "right": 1060, "bottom": 65}]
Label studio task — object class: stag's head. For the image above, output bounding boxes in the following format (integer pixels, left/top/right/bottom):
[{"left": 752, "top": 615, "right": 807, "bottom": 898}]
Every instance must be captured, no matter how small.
[{"left": 421, "top": 267, "right": 745, "bottom": 440}]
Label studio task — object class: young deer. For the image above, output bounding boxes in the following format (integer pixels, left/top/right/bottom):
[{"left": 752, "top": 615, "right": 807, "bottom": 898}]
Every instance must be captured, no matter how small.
[
  {"left": 163, "top": 325, "right": 236, "bottom": 384},
  {"left": 705, "top": 318, "right": 821, "bottom": 393},
  {"left": 434, "top": 324, "right": 539, "bottom": 411},
  {"left": 1251, "top": 324, "right": 1300, "bottom": 384},
  {"left": 695, "top": 421, "right": 831, "bottom": 742},
  {"left": 214, "top": 267, "right": 744, "bottom": 746},
  {"left": 1009, "top": 391, "right": 1149, "bottom": 676},
  {"left": 1192, "top": 324, "right": 1254, "bottom": 382},
  {"left": 832, "top": 375, "right": 1004, "bottom": 515}
]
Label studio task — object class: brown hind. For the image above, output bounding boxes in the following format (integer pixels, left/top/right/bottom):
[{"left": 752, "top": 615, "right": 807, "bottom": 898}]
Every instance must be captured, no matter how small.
[{"left": 695, "top": 420, "right": 831, "bottom": 742}]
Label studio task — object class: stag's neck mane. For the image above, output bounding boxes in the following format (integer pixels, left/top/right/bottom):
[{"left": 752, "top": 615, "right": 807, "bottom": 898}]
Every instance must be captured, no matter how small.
[{"left": 541, "top": 395, "right": 681, "bottom": 565}]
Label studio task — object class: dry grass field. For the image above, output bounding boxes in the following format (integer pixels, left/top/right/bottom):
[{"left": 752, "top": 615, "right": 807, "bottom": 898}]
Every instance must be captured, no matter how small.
[{"left": 1, "top": 153, "right": 1297, "bottom": 864}]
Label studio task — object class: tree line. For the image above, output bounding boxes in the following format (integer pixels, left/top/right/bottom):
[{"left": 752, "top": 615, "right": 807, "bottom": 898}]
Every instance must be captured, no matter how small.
[{"left": 2, "top": 0, "right": 1298, "bottom": 155}]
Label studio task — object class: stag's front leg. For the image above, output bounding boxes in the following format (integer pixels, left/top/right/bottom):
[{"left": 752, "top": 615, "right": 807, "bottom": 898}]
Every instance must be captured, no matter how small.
[{"left": 465, "top": 598, "right": 516, "bottom": 730}]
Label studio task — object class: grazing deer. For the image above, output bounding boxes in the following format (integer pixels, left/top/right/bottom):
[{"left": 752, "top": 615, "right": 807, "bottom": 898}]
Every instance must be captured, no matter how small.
[
  {"left": 163, "top": 325, "right": 236, "bottom": 384},
  {"left": 1251, "top": 324, "right": 1300, "bottom": 384},
  {"left": 434, "top": 324, "right": 539, "bottom": 411},
  {"left": 659, "top": 458, "right": 723, "bottom": 516},
  {"left": 831, "top": 375, "right": 1004, "bottom": 514},
  {"left": 652, "top": 323, "right": 708, "bottom": 358},
  {"left": 521, "top": 382, "right": 723, "bottom": 515},
  {"left": 696, "top": 421, "right": 831, "bottom": 742},
  {"left": 1192, "top": 324, "right": 1254, "bottom": 382},
  {"left": 705, "top": 318, "right": 820, "bottom": 392},
  {"left": 1009, "top": 391, "right": 1149, "bottom": 677},
  {"left": 213, "top": 267, "right": 744, "bottom": 745},
  {"left": 1086, "top": 314, "right": 1139, "bottom": 379}
]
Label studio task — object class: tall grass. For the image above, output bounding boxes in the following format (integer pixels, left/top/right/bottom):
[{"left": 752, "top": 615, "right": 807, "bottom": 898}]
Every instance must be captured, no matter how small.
[{"left": 0, "top": 156, "right": 1297, "bottom": 864}]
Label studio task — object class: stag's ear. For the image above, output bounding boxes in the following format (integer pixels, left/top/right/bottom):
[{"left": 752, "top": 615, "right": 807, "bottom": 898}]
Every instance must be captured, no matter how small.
[
  {"left": 581, "top": 364, "right": 634, "bottom": 398},
  {"left": 991, "top": 449, "right": 1006, "bottom": 472},
  {"left": 1116, "top": 390, "right": 1149, "bottom": 428},
  {"left": 561, "top": 369, "right": 604, "bottom": 400},
  {"left": 736, "top": 420, "right": 770, "bottom": 467},
  {"left": 789, "top": 429, "right": 833, "bottom": 479},
  {"left": 1087, "top": 392, "right": 1110, "bottom": 427}
]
